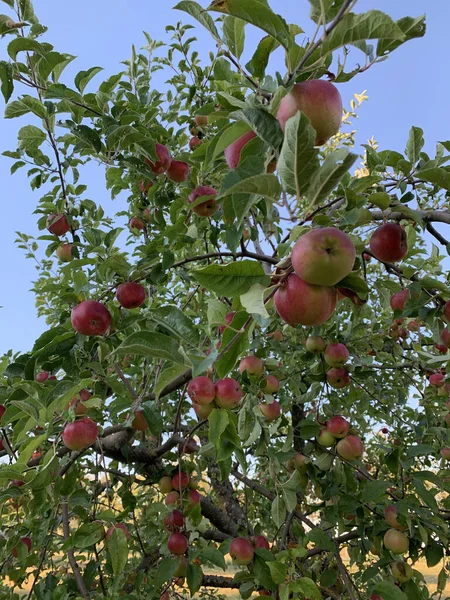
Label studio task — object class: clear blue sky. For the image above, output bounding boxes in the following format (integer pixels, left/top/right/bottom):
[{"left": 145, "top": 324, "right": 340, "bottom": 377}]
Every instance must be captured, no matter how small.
[{"left": 0, "top": 0, "right": 447, "bottom": 355}]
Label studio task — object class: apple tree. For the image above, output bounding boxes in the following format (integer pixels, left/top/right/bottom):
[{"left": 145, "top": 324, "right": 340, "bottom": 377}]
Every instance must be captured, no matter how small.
[{"left": 0, "top": 1, "right": 449, "bottom": 599}]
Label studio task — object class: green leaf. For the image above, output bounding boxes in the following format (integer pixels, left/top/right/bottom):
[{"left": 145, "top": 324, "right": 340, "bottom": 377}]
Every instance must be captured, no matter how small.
[
  {"left": 215, "top": 310, "right": 250, "bottom": 378},
  {"left": 372, "top": 581, "right": 407, "bottom": 600},
  {"left": 36, "top": 52, "right": 72, "bottom": 82},
  {"left": 74, "top": 66, "right": 103, "bottom": 93},
  {"left": 377, "top": 15, "right": 426, "bottom": 56},
  {"left": 219, "top": 173, "right": 281, "bottom": 201},
  {"left": 18, "top": 125, "right": 46, "bottom": 149},
  {"left": 155, "top": 557, "right": 178, "bottom": 586},
  {"left": 267, "top": 561, "right": 287, "bottom": 585},
  {"left": 309, "top": 0, "right": 346, "bottom": 24},
  {"left": 240, "top": 284, "right": 270, "bottom": 318},
  {"left": 271, "top": 495, "right": 286, "bottom": 528},
  {"left": 193, "top": 260, "right": 270, "bottom": 296},
  {"left": 7, "top": 37, "right": 43, "bottom": 60},
  {"left": 107, "top": 528, "right": 128, "bottom": 575},
  {"left": 187, "top": 562, "right": 203, "bottom": 596},
  {"left": 72, "top": 124, "right": 102, "bottom": 153},
  {"left": 246, "top": 35, "right": 279, "bottom": 79},
  {"left": 223, "top": 16, "right": 245, "bottom": 58},
  {"left": 207, "top": 299, "right": 228, "bottom": 327},
  {"left": 140, "top": 401, "right": 164, "bottom": 436},
  {"left": 199, "top": 547, "right": 226, "bottom": 570},
  {"left": 0, "top": 60, "right": 13, "bottom": 102},
  {"left": 150, "top": 306, "right": 200, "bottom": 348},
  {"left": 72, "top": 522, "right": 106, "bottom": 549},
  {"left": 213, "top": 121, "right": 252, "bottom": 160},
  {"left": 308, "top": 528, "right": 334, "bottom": 552},
  {"left": 209, "top": 409, "right": 230, "bottom": 451},
  {"left": 307, "top": 148, "right": 357, "bottom": 206},
  {"left": 155, "top": 363, "right": 188, "bottom": 400},
  {"left": 278, "top": 111, "right": 319, "bottom": 197},
  {"left": 413, "top": 477, "right": 438, "bottom": 511},
  {"left": 406, "top": 126, "right": 424, "bottom": 163},
  {"left": 174, "top": 0, "right": 220, "bottom": 40},
  {"left": 46, "top": 379, "right": 93, "bottom": 419},
  {"left": 336, "top": 272, "right": 369, "bottom": 301},
  {"left": 112, "top": 332, "right": 188, "bottom": 365},
  {"left": 416, "top": 167, "right": 450, "bottom": 190},
  {"left": 254, "top": 553, "right": 277, "bottom": 591},
  {"left": 5, "top": 95, "right": 47, "bottom": 119},
  {"left": 291, "top": 578, "right": 322, "bottom": 600},
  {"left": 231, "top": 107, "right": 283, "bottom": 149},
  {"left": 208, "top": 0, "right": 292, "bottom": 51}
]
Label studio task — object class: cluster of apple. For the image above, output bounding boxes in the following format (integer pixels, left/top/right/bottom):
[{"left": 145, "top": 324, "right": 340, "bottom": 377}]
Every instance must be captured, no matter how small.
[
  {"left": 305, "top": 336, "right": 351, "bottom": 390},
  {"left": 187, "top": 375, "right": 243, "bottom": 418},
  {"left": 382, "top": 504, "right": 410, "bottom": 555},
  {"left": 238, "top": 355, "right": 281, "bottom": 422},
  {"left": 229, "top": 534, "right": 270, "bottom": 566},
  {"left": 316, "top": 416, "right": 364, "bottom": 461}
]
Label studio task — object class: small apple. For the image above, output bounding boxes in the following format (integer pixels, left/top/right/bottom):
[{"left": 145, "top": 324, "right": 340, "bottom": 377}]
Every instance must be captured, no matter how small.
[
  {"left": 390, "top": 289, "right": 409, "bottom": 311},
  {"left": 62, "top": 417, "right": 98, "bottom": 451},
  {"left": 46, "top": 213, "right": 70, "bottom": 236},
  {"left": 167, "top": 160, "right": 190, "bottom": 183},
  {"left": 188, "top": 186, "right": 218, "bottom": 217},
  {"left": 12, "top": 536, "right": 32, "bottom": 557},
  {"left": 324, "top": 343, "right": 349, "bottom": 367},
  {"left": 272, "top": 330, "right": 283, "bottom": 342},
  {"left": 441, "top": 447, "right": 450, "bottom": 460},
  {"left": 106, "top": 523, "right": 131, "bottom": 541},
  {"left": 165, "top": 491, "right": 180, "bottom": 506},
  {"left": 264, "top": 375, "right": 280, "bottom": 394},
  {"left": 129, "top": 217, "right": 145, "bottom": 231},
  {"left": 441, "top": 328, "right": 450, "bottom": 349},
  {"left": 336, "top": 435, "right": 364, "bottom": 460},
  {"left": 145, "top": 143, "right": 171, "bottom": 175},
  {"left": 167, "top": 532, "right": 188, "bottom": 555},
  {"left": 189, "top": 137, "right": 202, "bottom": 150},
  {"left": 67, "top": 389, "right": 91, "bottom": 416},
  {"left": 195, "top": 115, "right": 208, "bottom": 126},
  {"left": 56, "top": 243, "right": 73, "bottom": 262},
  {"left": 251, "top": 535, "right": 270, "bottom": 550},
  {"left": 224, "top": 131, "right": 257, "bottom": 169},
  {"left": 187, "top": 489, "right": 201, "bottom": 507},
  {"left": 369, "top": 223, "right": 408, "bottom": 263},
  {"left": 187, "top": 376, "right": 216, "bottom": 405},
  {"left": 260, "top": 400, "right": 281, "bottom": 421},
  {"left": 219, "top": 311, "right": 235, "bottom": 333},
  {"left": 193, "top": 402, "right": 216, "bottom": 419},
  {"left": 391, "top": 561, "right": 413, "bottom": 583},
  {"left": 131, "top": 410, "right": 148, "bottom": 431},
  {"left": 317, "top": 427, "right": 336, "bottom": 447},
  {"left": 164, "top": 510, "right": 185, "bottom": 532},
  {"left": 305, "top": 336, "right": 326, "bottom": 354},
  {"left": 239, "top": 356, "right": 264, "bottom": 377},
  {"left": 290, "top": 453, "right": 309, "bottom": 473},
  {"left": 139, "top": 179, "right": 153, "bottom": 194},
  {"left": 172, "top": 472, "right": 190, "bottom": 491},
  {"left": 383, "top": 529, "right": 409, "bottom": 554},
  {"left": 36, "top": 372, "right": 50, "bottom": 383},
  {"left": 326, "top": 416, "right": 349, "bottom": 439},
  {"left": 116, "top": 282, "right": 146, "bottom": 309},
  {"left": 230, "top": 537, "right": 254, "bottom": 565},
  {"left": 0, "top": 404, "right": 5, "bottom": 422},
  {"left": 215, "top": 378, "right": 243, "bottom": 409},
  {"left": 384, "top": 505, "right": 405, "bottom": 530},
  {"left": 159, "top": 476, "right": 173, "bottom": 494},
  {"left": 71, "top": 301, "right": 111, "bottom": 336},
  {"left": 326, "top": 368, "right": 350, "bottom": 389},
  {"left": 429, "top": 373, "right": 445, "bottom": 387}
]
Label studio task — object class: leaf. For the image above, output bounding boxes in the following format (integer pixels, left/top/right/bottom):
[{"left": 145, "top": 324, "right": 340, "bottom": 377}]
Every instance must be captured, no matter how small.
[
  {"left": 416, "top": 167, "right": 450, "bottom": 190},
  {"left": 240, "top": 284, "right": 270, "bottom": 318},
  {"left": 223, "top": 15, "right": 245, "bottom": 58},
  {"left": 17, "top": 125, "right": 46, "bottom": 149},
  {"left": 278, "top": 111, "right": 319, "bottom": 197},
  {"left": 271, "top": 495, "right": 286, "bottom": 528},
  {"left": 208, "top": 0, "right": 292, "bottom": 51},
  {"left": 174, "top": 0, "right": 220, "bottom": 40},
  {"left": 150, "top": 306, "right": 200, "bottom": 348},
  {"left": 36, "top": 51, "right": 72, "bottom": 82},
  {"left": 107, "top": 528, "right": 128, "bottom": 575},
  {"left": 307, "top": 148, "right": 357, "bottom": 206},
  {"left": 112, "top": 332, "right": 188, "bottom": 365},
  {"left": 0, "top": 60, "right": 13, "bottom": 102},
  {"left": 377, "top": 15, "right": 426, "bottom": 56},
  {"left": 209, "top": 409, "right": 230, "bottom": 452},
  {"left": 267, "top": 561, "right": 287, "bottom": 585},
  {"left": 215, "top": 310, "right": 250, "bottom": 378},
  {"left": 141, "top": 401, "right": 164, "bottom": 436},
  {"left": 308, "top": 528, "right": 334, "bottom": 552},
  {"left": 72, "top": 522, "right": 106, "bottom": 549},
  {"left": 155, "top": 363, "right": 188, "bottom": 399},
  {"left": 199, "top": 547, "right": 226, "bottom": 570},
  {"left": 213, "top": 121, "right": 252, "bottom": 160},
  {"left": 74, "top": 66, "right": 103, "bottom": 93},
  {"left": 187, "top": 562, "right": 204, "bottom": 596},
  {"left": 5, "top": 95, "right": 47, "bottom": 119},
  {"left": 155, "top": 557, "right": 178, "bottom": 586},
  {"left": 291, "top": 577, "right": 322, "bottom": 600},
  {"left": 207, "top": 299, "right": 228, "bottom": 327},
  {"left": 219, "top": 173, "right": 281, "bottom": 201},
  {"left": 193, "top": 260, "right": 269, "bottom": 296},
  {"left": 406, "top": 126, "right": 424, "bottom": 163},
  {"left": 336, "top": 272, "right": 369, "bottom": 301},
  {"left": 230, "top": 107, "right": 283, "bottom": 149},
  {"left": 7, "top": 37, "right": 43, "bottom": 60},
  {"left": 309, "top": 0, "right": 345, "bottom": 24},
  {"left": 246, "top": 34, "right": 279, "bottom": 79},
  {"left": 372, "top": 581, "right": 407, "bottom": 600},
  {"left": 46, "top": 379, "right": 93, "bottom": 418},
  {"left": 72, "top": 124, "right": 102, "bottom": 153}
]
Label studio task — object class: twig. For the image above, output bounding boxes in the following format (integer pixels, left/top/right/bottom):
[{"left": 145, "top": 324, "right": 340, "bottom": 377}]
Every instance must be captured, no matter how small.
[{"left": 61, "top": 499, "right": 91, "bottom": 599}]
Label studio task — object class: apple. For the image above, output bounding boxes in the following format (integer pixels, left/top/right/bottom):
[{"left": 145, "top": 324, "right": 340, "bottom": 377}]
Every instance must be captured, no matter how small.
[
  {"left": 0, "top": 438, "right": 4, "bottom": 452},
  {"left": 317, "top": 427, "right": 336, "bottom": 447},
  {"left": 324, "top": 343, "right": 349, "bottom": 367},
  {"left": 305, "top": 336, "right": 326, "bottom": 354},
  {"left": 195, "top": 115, "right": 208, "bottom": 126},
  {"left": 260, "top": 400, "right": 281, "bottom": 421},
  {"left": 129, "top": 217, "right": 145, "bottom": 231},
  {"left": 264, "top": 375, "right": 280, "bottom": 394},
  {"left": 384, "top": 505, "right": 405, "bottom": 530},
  {"left": 145, "top": 143, "right": 171, "bottom": 175},
  {"left": 56, "top": 243, "right": 73, "bottom": 262},
  {"left": 326, "top": 416, "right": 349, "bottom": 438},
  {"left": 159, "top": 476, "right": 173, "bottom": 494},
  {"left": 290, "top": 453, "right": 309, "bottom": 473},
  {"left": 291, "top": 227, "right": 356, "bottom": 286},
  {"left": 383, "top": 529, "right": 409, "bottom": 554},
  {"left": 187, "top": 376, "right": 216, "bottom": 405},
  {"left": 274, "top": 274, "right": 337, "bottom": 326},
  {"left": 116, "top": 282, "right": 146, "bottom": 309},
  {"left": 71, "top": 300, "right": 111, "bottom": 336},
  {"left": 131, "top": 410, "right": 148, "bottom": 431},
  {"left": 370, "top": 191, "right": 391, "bottom": 210},
  {"left": 239, "top": 356, "right": 264, "bottom": 377},
  {"left": 390, "top": 289, "right": 408, "bottom": 311},
  {"left": 189, "top": 137, "right": 202, "bottom": 150},
  {"left": 381, "top": 427, "right": 389, "bottom": 434},
  {"left": 230, "top": 537, "right": 254, "bottom": 565},
  {"left": 167, "top": 160, "right": 190, "bottom": 183},
  {"left": 62, "top": 417, "right": 98, "bottom": 451},
  {"left": 36, "top": 372, "right": 50, "bottom": 383},
  {"left": 106, "top": 523, "right": 131, "bottom": 541},
  {"left": 187, "top": 489, "right": 201, "bottom": 507},
  {"left": 172, "top": 472, "right": 190, "bottom": 490},
  {"left": 193, "top": 402, "right": 216, "bottom": 419},
  {"left": 392, "top": 561, "right": 413, "bottom": 583},
  {"left": 12, "top": 536, "right": 32, "bottom": 557},
  {"left": 10, "top": 479, "right": 24, "bottom": 487},
  {"left": 441, "top": 447, "right": 450, "bottom": 460},
  {"left": 46, "top": 213, "right": 70, "bottom": 236},
  {"left": 179, "top": 438, "right": 198, "bottom": 455},
  {"left": 0, "top": 404, "right": 5, "bottom": 421},
  {"left": 326, "top": 368, "right": 350, "bottom": 389},
  {"left": 164, "top": 509, "right": 185, "bottom": 532},
  {"left": 267, "top": 160, "right": 277, "bottom": 174},
  {"left": 188, "top": 186, "right": 218, "bottom": 217},
  {"left": 167, "top": 532, "right": 188, "bottom": 555},
  {"left": 219, "top": 311, "right": 236, "bottom": 333},
  {"left": 369, "top": 223, "right": 408, "bottom": 262},
  {"left": 224, "top": 131, "right": 257, "bottom": 169},
  {"left": 276, "top": 80, "right": 342, "bottom": 145},
  {"left": 441, "top": 328, "right": 450, "bottom": 349},
  {"left": 272, "top": 330, "right": 283, "bottom": 342},
  {"left": 139, "top": 179, "right": 153, "bottom": 194},
  {"left": 429, "top": 373, "right": 445, "bottom": 387},
  {"left": 67, "top": 389, "right": 91, "bottom": 416},
  {"left": 336, "top": 435, "right": 364, "bottom": 460},
  {"left": 165, "top": 491, "right": 180, "bottom": 506},
  {"left": 215, "top": 378, "right": 243, "bottom": 408},
  {"left": 251, "top": 535, "right": 270, "bottom": 550}
]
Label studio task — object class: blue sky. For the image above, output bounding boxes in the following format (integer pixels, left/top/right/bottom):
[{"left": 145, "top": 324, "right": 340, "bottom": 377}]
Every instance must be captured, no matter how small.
[{"left": 0, "top": 0, "right": 447, "bottom": 355}]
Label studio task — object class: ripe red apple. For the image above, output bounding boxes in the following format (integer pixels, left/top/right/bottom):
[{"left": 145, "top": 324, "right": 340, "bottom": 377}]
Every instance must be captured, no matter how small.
[
  {"left": 230, "top": 537, "right": 254, "bottom": 565},
  {"left": 129, "top": 216, "right": 145, "bottom": 230},
  {"left": 336, "top": 435, "right": 364, "bottom": 460},
  {"left": 276, "top": 80, "right": 342, "bottom": 145},
  {"left": 219, "top": 311, "right": 236, "bottom": 333},
  {"left": 195, "top": 115, "right": 208, "bottom": 126},
  {"left": 164, "top": 509, "right": 185, "bottom": 532},
  {"left": 260, "top": 400, "right": 281, "bottom": 421},
  {"left": 62, "top": 417, "right": 98, "bottom": 451},
  {"left": 251, "top": 535, "right": 270, "bottom": 550},
  {"left": 381, "top": 427, "right": 389, "bottom": 434},
  {"left": 239, "top": 356, "right": 264, "bottom": 377},
  {"left": 167, "top": 160, "right": 190, "bottom": 183},
  {"left": 326, "top": 416, "right": 349, "bottom": 439},
  {"left": 71, "top": 300, "right": 111, "bottom": 336},
  {"left": 224, "top": 131, "right": 257, "bottom": 169},
  {"left": 159, "top": 476, "right": 173, "bottom": 494},
  {"left": 429, "top": 373, "right": 445, "bottom": 387},
  {"left": 187, "top": 376, "right": 216, "bottom": 405},
  {"left": 67, "top": 389, "right": 91, "bottom": 416},
  {"left": 274, "top": 274, "right": 336, "bottom": 326},
  {"left": 36, "top": 371, "right": 50, "bottom": 383},
  {"left": 145, "top": 143, "right": 171, "bottom": 175},
  {"left": 390, "top": 289, "right": 408, "bottom": 311},
  {"left": 441, "top": 447, "right": 450, "bottom": 460},
  {"left": 369, "top": 223, "right": 408, "bottom": 262},
  {"left": 12, "top": 536, "right": 32, "bottom": 557},
  {"left": 0, "top": 404, "right": 5, "bottom": 421},
  {"left": 46, "top": 213, "right": 70, "bottom": 236},
  {"left": 317, "top": 427, "right": 336, "bottom": 447},
  {"left": 116, "top": 282, "right": 146, "bottom": 309},
  {"left": 167, "top": 532, "right": 188, "bottom": 555},
  {"left": 324, "top": 343, "right": 349, "bottom": 367},
  {"left": 139, "top": 179, "right": 153, "bottom": 194},
  {"left": 441, "top": 328, "right": 450, "bottom": 349},
  {"left": 165, "top": 491, "right": 180, "bottom": 506},
  {"left": 172, "top": 472, "right": 190, "bottom": 491},
  {"left": 187, "top": 489, "right": 201, "bottom": 507},
  {"left": 56, "top": 243, "right": 73, "bottom": 262},
  {"left": 188, "top": 186, "right": 218, "bottom": 217},
  {"left": 305, "top": 335, "right": 326, "bottom": 354},
  {"left": 193, "top": 402, "right": 216, "bottom": 419},
  {"left": 264, "top": 375, "right": 280, "bottom": 394},
  {"left": 291, "top": 227, "right": 356, "bottom": 286},
  {"left": 10, "top": 479, "right": 24, "bottom": 487},
  {"left": 326, "top": 367, "right": 350, "bottom": 389},
  {"left": 383, "top": 529, "right": 409, "bottom": 554},
  {"left": 189, "top": 137, "right": 202, "bottom": 150},
  {"left": 131, "top": 410, "right": 148, "bottom": 431},
  {"left": 215, "top": 378, "right": 243, "bottom": 409}
]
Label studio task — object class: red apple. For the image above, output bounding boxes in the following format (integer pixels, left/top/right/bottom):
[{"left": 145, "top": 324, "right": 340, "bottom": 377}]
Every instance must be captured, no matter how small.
[
  {"left": 195, "top": 115, "right": 208, "bottom": 126},
  {"left": 12, "top": 536, "right": 32, "bottom": 557},
  {"left": 187, "top": 376, "right": 216, "bottom": 405},
  {"left": 167, "top": 533, "right": 188, "bottom": 555},
  {"left": 36, "top": 372, "right": 50, "bottom": 383},
  {"left": 224, "top": 131, "right": 257, "bottom": 169},
  {"left": 131, "top": 410, "right": 148, "bottom": 431},
  {"left": 324, "top": 343, "right": 349, "bottom": 367},
  {"left": 116, "top": 282, "right": 146, "bottom": 309},
  {"left": 164, "top": 510, "right": 185, "bottom": 532},
  {"left": 167, "top": 160, "right": 190, "bottom": 183},
  {"left": 264, "top": 375, "right": 280, "bottom": 394},
  {"left": 106, "top": 523, "right": 131, "bottom": 541},
  {"left": 441, "top": 447, "right": 450, "bottom": 460},
  {"left": 317, "top": 427, "right": 336, "bottom": 447},
  {"left": 56, "top": 243, "right": 73, "bottom": 262},
  {"left": 187, "top": 489, "right": 201, "bottom": 507},
  {"left": 62, "top": 417, "right": 98, "bottom": 451},
  {"left": 71, "top": 301, "right": 111, "bottom": 336},
  {"left": 429, "top": 373, "right": 445, "bottom": 387},
  {"left": 139, "top": 179, "right": 153, "bottom": 194},
  {"left": 260, "top": 400, "right": 281, "bottom": 421},
  {"left": 215, "top": 378, "right": 243, "bottom": 409},
  {"left": 46, "top": 213, "right": 70, "bottom": 236},
  {"left": 188, "top": 186, "right": 218, "bottom": 217},
  {"left": 0, "top": 438, "right": 4, "bottom": 451},
  {"left": 219, "top": 311, "right": 235, "bottom": 333},
  {"left": 336, "top": 435, "right": 364, "bottom": 460},
  {"left": 159, "top": 476, "right": 173, "bottom": 494},
  {"left": 442, "top": 328, "right": 450, "bottom": 349},
  {"left": 276, "top": 80, "right": 342, "bottom": 145},
  {"left": 172, "top": 472, "right": 190, "bottom": 491},
  {"left": 384, "top": 505, "right": 405, "bottom": 530},
  {"left": 267, "top": 161, "right": 277, "bottom": 174},
  {"left": 189, "top": 137, "right": 202, "bottom": 150},
  {"left": 165, "top": 491, "right": 180, "bottom": 506},
  {"left": 67, "top": 389, "right": 91, "bottom": 416},
  {"left": 369, "top": 223, "right": 408, "bottom": 262},
  {"left": 305, "top": 336, "right": 326, "bottom": 354},
  {"left": 10, "top": 479, "right": 24, "bottom": 487},
  {"left": 326, "top": 368, "right": 350, "bottom": 389},
  {"left": 390, "top": 289, "right": 409, "bottom": 311},
  {"left": 0, "top": 405, "right": 5, "bottom": 421},
  {"left": 251, "top": 535, "right": 270, "bottom": 550},
  {"left": 326, "top": 416, "right": 349, "bottom": 439},
  {"left": 129, "top": 217, "right": 145, "bottom": 230},
  {"left": 274, "top": 274, "right": 336, "bottom": 326},
  {"left": 193, "top": 402, "right": 216, "bottom": 419},
  {"left": 230, "top": 537, "right": 254, "bottom": 565},
  {"left": 363, "top": 253, "right": 371, "bottom": 262},
  {"left": 383, "top": 529, "right": 409, "bottom": 554},
  {"left": 272, "top": 330, "right": 283, "bottom": 342},
  {"left": 291, "top": 227, "right": 356, "bottom": 286},
  {"left": 145, "top": 143, "right": 171, "bottom": 175},
  {"left": 239, "top": 356, "right": 264, "bottom": 377}
]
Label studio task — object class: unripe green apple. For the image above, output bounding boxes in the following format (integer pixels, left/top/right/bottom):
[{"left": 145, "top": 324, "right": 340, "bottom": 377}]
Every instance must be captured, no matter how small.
[
  {"left": 383, "top": 528, "right": 409, "bottom": 554},
  {"left": 391, "top": 561, "right": 413, "bottom": 582},
  {"left": 370, "top": 192, "right": 391, "bottom": 210},
  {"left": 317, "top": 427, "right": 336, "bottom": 447}
]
